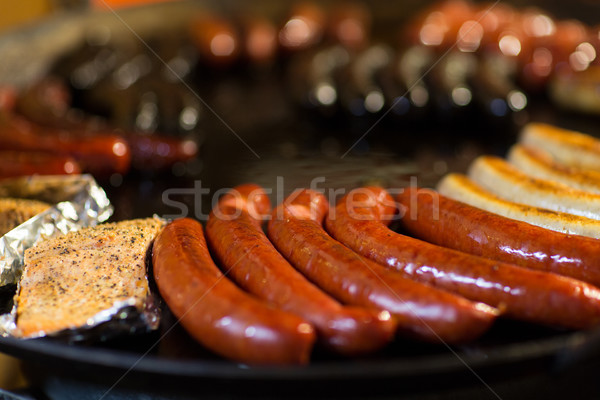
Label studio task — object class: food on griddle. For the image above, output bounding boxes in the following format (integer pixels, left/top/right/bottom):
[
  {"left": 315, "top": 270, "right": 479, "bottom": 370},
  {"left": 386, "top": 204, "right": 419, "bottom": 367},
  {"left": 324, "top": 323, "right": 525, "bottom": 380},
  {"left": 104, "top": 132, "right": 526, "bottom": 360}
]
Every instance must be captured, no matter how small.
[
  {"left": 0, "top": 87, "right": 17, "bottom": 112},
  {"left": 33, "top": 0, "right": 599, "bottom": 166},
  {"left": 468, "top": 155, "right": 600, "bottom": 221},
  {"left": 152, "top": 218, "right": 316, "bottom": 365},
  {"left": 287, "top": 45, "right": 349, "bottom": 114},
  {"left": 508, "top": 144, "right": 600, "bottom": 194},
  {"left": 23, "top": 0, "right": 599, "bottom": 179},
  {"left": 407, "top": 1, "right": 598, "bottom": 89},
  {"left": 424, "top": 122, "right": 600, "bottom": 284},
  {"left": 16, "top": 217, "right": 164, "bottom": 338},
  {"left": 268, "top": 188, "right": 498, "bottom": 343},
  {"left": 338, "top": 44, "right": 393, "bottom": 117},
  {"left": 438, "top": 173, "right": 600, "bottom": 239},
  {"left": 550, "top": 67, "right": 600, "bottom": 115},
  {"left": 189, "top": 16, "right": 240, "bottom": 66},
  {"left": 0, "top": 151, "right": 81, "bottom": 180},
  {"left": 11, "top": 77, "right": 199, "bottom": 174},
  {"left": 240, "top": 17, "right": 278, "bottom": 64},
  {"left": 205, "top": 184, "right": 396, "bottom": 355},
  {"left": 520, "top": 123, "right": 600, "bottom": 172},
  {"left": 0, "top": 198, "right": 50, "bottom": 236},
  {"left": 397, "top": 187, "right": 600, "bottom": 288},
  {"left": 278, "top": 2, "right": 326, "bottom": 51},
  {"left": 393, "top": 45, "right": 433, "bottom": 119},
  {"left": 5, "top": 0, "right": 600, "bottom": 367},
  {"left": 15, "top": 76, "right": 76, "bottom": 129},
  {"left": 0, "top": 112, "right": 131, "bottom": 177},
  {"left": 327, "top": 2, "right": 371, "bottom": 50},
  {"left": 325, "top": 186, "right": 600, "bottom": 329}
]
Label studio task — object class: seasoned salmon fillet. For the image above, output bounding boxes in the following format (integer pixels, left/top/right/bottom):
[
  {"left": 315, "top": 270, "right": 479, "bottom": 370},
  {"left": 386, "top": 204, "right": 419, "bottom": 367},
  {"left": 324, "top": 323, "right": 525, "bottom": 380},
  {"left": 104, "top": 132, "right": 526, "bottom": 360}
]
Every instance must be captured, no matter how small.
[
  {"left": 16, "top": 217, "right": 165, "bottom": 338},
  {"left": 0, "top": 198, "right": 50, "bottom": 236}
]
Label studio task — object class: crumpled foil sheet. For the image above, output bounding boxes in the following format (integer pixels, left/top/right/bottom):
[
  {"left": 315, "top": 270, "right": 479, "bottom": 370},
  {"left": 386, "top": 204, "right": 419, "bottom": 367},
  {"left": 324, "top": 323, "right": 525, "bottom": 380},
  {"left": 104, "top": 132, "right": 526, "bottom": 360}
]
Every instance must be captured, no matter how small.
[
  {"left": 0, "top": 175, "right": 113, "bottom": 286},
  {"left": 0, "top": 175, "right": 161, "bottom": 340}
]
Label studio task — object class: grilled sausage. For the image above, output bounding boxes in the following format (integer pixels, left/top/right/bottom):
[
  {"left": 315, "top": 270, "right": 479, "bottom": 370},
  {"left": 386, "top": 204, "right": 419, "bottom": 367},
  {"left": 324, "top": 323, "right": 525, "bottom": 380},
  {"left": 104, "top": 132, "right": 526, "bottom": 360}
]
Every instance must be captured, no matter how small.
[
  {"left": 325, "top": 186, "right": 600, "bottom": 329},
  {"left": 189, "top": 16, "right": 240, "bottom": 66},
  {"left": 328, "top": 2, "right": 371, "bottom": 50},
  {"left": 241, "top": 18, "right": 278, "bottom": 64},
  {"left": 0, "top": 113, "right": 130, "bottom": 176},
  {"left": 397, "top": 186, "right": 600, "bottom": 288},
  {"left": 205, "top": 184, "right": 396, "bottom": 355},
  {"left": 468, "top": 155, "right": 600, "bottom": 220},
  {"left": 279, "top": 2, "right": 326, "bottom": 51},
  {"left": 0, "top": 151, "right": 80, "bottom": 179},
  {"left": 152, "top": 218, "right": 316, "bottom": 365},
  {"left": 125, "top": 132, "right": 197, "bottom": 171},
  {"left": 15, "top": 77, "right": 72, "bottom": 128},
  {"left": 508, "top": 144, "right": 600, "bottom": 194},
  {"left": 15, "top": 79, "right": 198, "bottom": 171},
  {"left": 268, "top": 188, "right": 498, "bottom": 344},
  {"left": 438, "top": 173, "right": 600, "bottom": 239},
  {"left": 519, "top": 123, "right": 600, "bottom": 172},
  {"left": 0, "top": 86, "right": 17, "bottom": 112}
]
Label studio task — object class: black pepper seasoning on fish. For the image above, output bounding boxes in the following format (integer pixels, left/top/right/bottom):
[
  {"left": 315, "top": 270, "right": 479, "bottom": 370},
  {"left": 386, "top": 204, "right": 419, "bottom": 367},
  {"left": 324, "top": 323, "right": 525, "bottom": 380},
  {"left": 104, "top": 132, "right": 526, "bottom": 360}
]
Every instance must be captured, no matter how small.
[{"left": 16, "top": 217, "right": 164, "bottom": 338}]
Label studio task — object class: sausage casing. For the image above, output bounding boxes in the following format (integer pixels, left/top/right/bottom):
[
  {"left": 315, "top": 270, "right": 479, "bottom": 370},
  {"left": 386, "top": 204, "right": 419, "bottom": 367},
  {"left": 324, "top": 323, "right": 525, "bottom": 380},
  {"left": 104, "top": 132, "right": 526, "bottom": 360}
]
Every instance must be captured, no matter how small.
[
  {"left": 325, "top": 186, "right": 600, "bottom": 329},
  {"left": 268, "top": 189, "right": 498, "bottom": 343},
  {"left": 0, "top": 113, "right": 130, "bottom": 176},
  {"left": 152, "top": 218, "right": 315, "bottom": 365},
  {"left": 468, "top": 155, "right": 600, "bottom": 221},
  {"left": 206, "top": 184, "right": 396, "bottom": 355},
  {"left": 0, "top": 151, "right": 80, "bottom": 179},
  {"left": 438, "top": 173, "right": 600, "bottom": 239},
  {"left": 397, "top": 187, "right": 600, "bottom": 288}
]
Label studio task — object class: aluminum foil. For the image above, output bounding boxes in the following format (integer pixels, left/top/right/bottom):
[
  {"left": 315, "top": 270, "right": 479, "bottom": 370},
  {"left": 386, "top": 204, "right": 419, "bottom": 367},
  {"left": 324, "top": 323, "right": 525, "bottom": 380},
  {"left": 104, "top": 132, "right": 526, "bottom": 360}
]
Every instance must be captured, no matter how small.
[
  {"left": 0, "top": 175, "right": 113, "bottom": 286},
  {"left": 0, "top": 175, "right": 161, "bottom": 340}
]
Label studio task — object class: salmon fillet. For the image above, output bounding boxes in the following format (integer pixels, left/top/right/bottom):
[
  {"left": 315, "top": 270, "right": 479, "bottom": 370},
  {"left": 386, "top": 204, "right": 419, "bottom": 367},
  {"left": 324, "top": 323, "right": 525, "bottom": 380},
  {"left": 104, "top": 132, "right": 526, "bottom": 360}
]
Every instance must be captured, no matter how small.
[
  {"left": 16, "top": 217, "right": 165, "bottom": 338},
  {"left": 0, "top": 198, "right": 50, "bottom": 236}
]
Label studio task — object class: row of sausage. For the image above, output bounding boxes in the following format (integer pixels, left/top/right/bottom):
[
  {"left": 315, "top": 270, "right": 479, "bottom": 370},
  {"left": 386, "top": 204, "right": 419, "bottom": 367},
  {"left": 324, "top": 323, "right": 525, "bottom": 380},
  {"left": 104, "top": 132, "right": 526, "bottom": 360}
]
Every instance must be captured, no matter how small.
[
  {"left": 0, "top": 78, "right": 198, "bottom": 179},
  {"left": 152, "top": 145, "right": 600, "bottom": 364}
]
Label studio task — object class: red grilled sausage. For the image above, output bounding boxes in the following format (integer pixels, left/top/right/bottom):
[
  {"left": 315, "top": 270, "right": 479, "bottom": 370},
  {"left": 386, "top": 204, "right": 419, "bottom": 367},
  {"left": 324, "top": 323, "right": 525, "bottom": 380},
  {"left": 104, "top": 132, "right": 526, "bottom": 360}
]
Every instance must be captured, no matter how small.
[
  {"left": 0, "top": 113, "right": 130, "bottom": 176},
  {"left": 241, "top": 18, "right": 278, "bottom": 64},
  {"left": 15, "top": 77, "right": 72, "bottom": 128},
  {"left": 0, "top": 86, "right": 17, "bottom": 112},
  {"left": 152, "top": 218, "right": 316, "bottom": 365},
  {"left": 125, "top": 132, "right": 197, "bottom": 171},
  {"left": 189, "top": 16, "right": 240, "bottom": 66},
  {"left": 206, "top": 184, "right": 396, "bottom": 355},
  {"left": 328, "top": 2, "right": 371, "bottom": 50},
  {"left": 279, "top": 2, "right": 326, "bottom": 51},
  {"left": 15, "top": 79, "right": 198, "bottom": 171},
  {"left": 325, "top": 186, "right": 600, "bottom": 329},
  {"left": 267, "top": 188, "right": 498, "bottom": 344},
  {"left": 397, "top": 187, "right": 600, "bottom": 288},
  {"left": 0, "top": 151, "right": 80, "bottom": 179}
]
